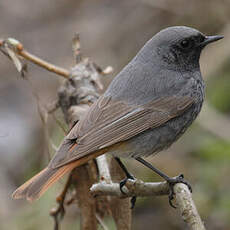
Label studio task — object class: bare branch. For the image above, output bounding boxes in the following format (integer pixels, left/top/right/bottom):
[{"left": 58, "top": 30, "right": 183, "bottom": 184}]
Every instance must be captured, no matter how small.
[
  {"left": 91, "top": 179, "right": 169, "bottom": 197},
  {"left": 96, "top": 155, "right": 112, "bottom": 183},
  {"left": 0, "top": 38, "right": 70, "bottom": 79},
  {"left": 174, "top": 183, "right": 206, "bottom": 230},
  {"left": 92, "top": 62, "right": 113, "bottom": 76},
  {"left": 47, "top": 100, "right": 60, "bottom": 114},
  {"left": 108, "top": 157, "right": 132, "bottom": 230},
  {"left": 50, "top": 173, "right": 73, "bottom": 230},
  {"left": 96, "top": 214, "right": 109, "bottom": 230},
  {"left": 91, "top": 180, "right": 206, "bottom": 230},
  {"left": 72, "top": 33, "right": 82, "bottom": 64},
  {"left": 101, "top": 66, "right": 114, "bottom": 75},
  {"left": 51, "top": 112, "right": 68, "bottom": 135},
  {"left": 72, "top": 165, "right": 98, "bottom": 230}
]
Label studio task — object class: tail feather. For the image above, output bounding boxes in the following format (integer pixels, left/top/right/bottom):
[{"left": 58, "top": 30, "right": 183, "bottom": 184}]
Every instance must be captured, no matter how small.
[
  {"left": 12, "top": 162, "right": 78, "bottom": 202},
  {"left": 12, "top": 148, "right": 108, "bottom": 201}
]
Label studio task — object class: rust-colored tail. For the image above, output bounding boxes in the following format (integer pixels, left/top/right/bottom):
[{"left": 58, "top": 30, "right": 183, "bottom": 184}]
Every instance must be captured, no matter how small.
[
  {"left": 12, "top": 148, "right": 107, "bottom": 202},
  {"left": 12, "top": 161, "right": 78, "bottom": 202}
]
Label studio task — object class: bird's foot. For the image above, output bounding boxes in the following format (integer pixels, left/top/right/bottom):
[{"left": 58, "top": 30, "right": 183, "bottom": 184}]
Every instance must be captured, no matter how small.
[
  {"left": 119, "top": 174, "right": 137, "bottom": 209},
  {"left": 166, "top": 174, "right": 192, "bottom": 208}
]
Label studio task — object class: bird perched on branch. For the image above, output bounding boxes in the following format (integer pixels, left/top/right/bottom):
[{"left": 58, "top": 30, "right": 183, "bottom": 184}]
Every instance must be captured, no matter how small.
[{"left": 12, "top": 26, "right": 223, "bottom": 205}]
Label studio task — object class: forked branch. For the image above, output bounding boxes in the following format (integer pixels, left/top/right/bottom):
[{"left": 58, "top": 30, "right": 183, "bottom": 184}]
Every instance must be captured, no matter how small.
[{"left": 91, "top": 179, "right": 206, "bottom": 230}]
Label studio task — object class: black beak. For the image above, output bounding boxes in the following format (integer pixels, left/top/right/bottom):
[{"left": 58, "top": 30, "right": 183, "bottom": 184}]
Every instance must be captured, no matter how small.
[{"left": 200, "top": 35, "right": 224, "bottom": 47}]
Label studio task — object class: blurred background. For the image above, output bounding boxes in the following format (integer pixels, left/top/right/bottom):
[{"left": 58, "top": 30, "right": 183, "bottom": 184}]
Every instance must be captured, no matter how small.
[{"left": 0, "top": 0, "right": 230, "bottom": 229}]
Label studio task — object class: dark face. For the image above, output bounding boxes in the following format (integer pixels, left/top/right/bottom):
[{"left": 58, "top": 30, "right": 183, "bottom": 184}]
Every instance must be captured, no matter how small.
[
  {"left": 153, "top": 26, "right": 223, "bottom": 72},
  {"left": 169, "top": 32, "right": 206, "bottom": 71}
]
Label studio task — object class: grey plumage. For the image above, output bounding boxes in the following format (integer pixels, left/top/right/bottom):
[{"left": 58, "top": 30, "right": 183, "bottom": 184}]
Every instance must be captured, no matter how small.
[
  {"left": 105, "top": 26, "right": 205, "bottom": 157},
  {"left": 12, "top": 26, "right": 223, "bottom": 201},
  {"left": 52, "top": 26, "right": 220, "bottom": 164},
  {"left": 105, "top": 26, "right": 204, "bottom": 105}
]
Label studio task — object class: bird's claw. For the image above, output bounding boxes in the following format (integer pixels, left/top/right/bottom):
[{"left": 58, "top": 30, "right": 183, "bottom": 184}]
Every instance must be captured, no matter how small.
[
  {"left": 130, "top": 196, "right": 137, "bottom": 209},
  {"left": 119, "top": 178, "right": 129, "bottom": 195},
  {"left": 167, "top": 174, "right": 192, "bottom": 208},
  {"left": 119, "top": 175, "right": 137, "bottom": 209},
  {"left": 119, "top": 174, "right": 135, "bottom": 194}
]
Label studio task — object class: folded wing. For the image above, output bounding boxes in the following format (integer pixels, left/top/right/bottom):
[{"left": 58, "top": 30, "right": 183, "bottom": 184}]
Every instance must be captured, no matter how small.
[{"left": 50, "top": 95, "right": 194, "bottom": 168}]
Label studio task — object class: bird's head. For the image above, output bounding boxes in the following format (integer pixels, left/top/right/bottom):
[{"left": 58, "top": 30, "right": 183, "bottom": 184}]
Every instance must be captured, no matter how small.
[{"left": 146, "top": 26, "right": 223, "bottom": 71}]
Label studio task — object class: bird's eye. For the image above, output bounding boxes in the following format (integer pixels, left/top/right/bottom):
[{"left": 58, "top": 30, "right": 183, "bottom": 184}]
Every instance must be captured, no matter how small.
[{"left": 180, "top": 39, "right": 192, "bottom": 49}]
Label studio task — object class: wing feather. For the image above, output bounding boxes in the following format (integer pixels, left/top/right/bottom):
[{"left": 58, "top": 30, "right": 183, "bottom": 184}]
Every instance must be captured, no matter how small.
[{"left": 50, "top": 95, "right": 194, "bottom": 168}]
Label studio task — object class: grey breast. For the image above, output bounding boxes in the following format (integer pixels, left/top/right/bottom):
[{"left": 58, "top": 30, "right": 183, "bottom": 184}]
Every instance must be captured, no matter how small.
[{"left": 106, "top": 63, "right": 205, "bottom": 158}]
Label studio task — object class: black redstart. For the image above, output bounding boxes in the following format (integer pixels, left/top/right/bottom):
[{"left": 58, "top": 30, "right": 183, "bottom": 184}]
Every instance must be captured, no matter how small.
[{"left": 12, "top": 26, "right": 223, "bottom": 204}]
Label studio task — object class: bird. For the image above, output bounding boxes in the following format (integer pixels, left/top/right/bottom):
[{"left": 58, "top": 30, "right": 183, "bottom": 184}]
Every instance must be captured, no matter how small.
[{"left": 12, "top": 26, "right": 223, "bottom": 203}]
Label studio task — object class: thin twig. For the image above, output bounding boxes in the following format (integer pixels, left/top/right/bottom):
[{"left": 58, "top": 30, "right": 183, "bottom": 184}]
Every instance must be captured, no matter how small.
[
  {"left": 0, "top": 38, "right": 70, "bottom": 78},
  {"left": 51, "top": 112, "right": 68, "bottom": 135},
  {"left": 96, "top": 214, "right": 109, "bottom": 230},
  {"left": 50, "top": 173, "right": 73, "bottom": 230},
  {"left": 93, "top": 62, "right": 113, "bottom": 76},
  {"left": 17, "top": 49, "right": 70, "bottom": 78},
  {"left": 72, "top": 33, "right": 82, "bottom": 64},
  {"left": 47, "top": 100, "right": 60, "bottom": 114},
  {"left": 0, "top": 46, "right": 11, "bottom": 59}
]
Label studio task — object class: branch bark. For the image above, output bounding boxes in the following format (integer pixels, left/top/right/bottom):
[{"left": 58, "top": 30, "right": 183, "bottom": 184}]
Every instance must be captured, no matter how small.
[
  {"left": 108, "top": 157, "right": 132, "bottom": 230},
  {"left": 72, "top": 164, "right": 98, "bottom": 230},
  {"left": 174, "top": 183, "right": 206, "bottom": 230},
  {"left": 91, "top": 179, "right": 206, "bottom": 230},
  {"left": 91, "top": 179, "right": 169, "bottom": 197}
]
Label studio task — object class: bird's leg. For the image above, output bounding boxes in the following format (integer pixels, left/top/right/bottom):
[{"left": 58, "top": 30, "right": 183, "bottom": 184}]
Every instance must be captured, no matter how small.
[
  {"left": 115, "top": 157, "right": 134, "bottom": 179},
  {"left": 114, "top": 157, "right": 136, "bottom": 209},
  {"left": 135, "top": 157, "right": 192, "bottom": 208}
]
